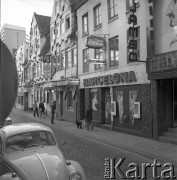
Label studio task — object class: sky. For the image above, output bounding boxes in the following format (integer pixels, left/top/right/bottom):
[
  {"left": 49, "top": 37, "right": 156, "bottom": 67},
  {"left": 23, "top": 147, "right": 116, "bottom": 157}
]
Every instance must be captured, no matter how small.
[{"left": 1, "top": 0, "right": 54, "bottom": 35}]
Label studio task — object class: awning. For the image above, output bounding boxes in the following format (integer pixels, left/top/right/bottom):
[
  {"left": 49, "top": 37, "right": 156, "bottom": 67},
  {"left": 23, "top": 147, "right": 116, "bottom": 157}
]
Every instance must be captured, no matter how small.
[
  {"left": 43, "top": 82, "right": 56, "bottom": 89},
  {"left": 53, "top": 78, "right": 80, "bottom": 87}
]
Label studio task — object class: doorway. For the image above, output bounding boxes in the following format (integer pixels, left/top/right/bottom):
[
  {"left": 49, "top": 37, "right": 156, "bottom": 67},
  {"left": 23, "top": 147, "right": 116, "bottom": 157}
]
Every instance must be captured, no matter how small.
[
  {"left": 173, "top": 79, "right": 177, "bottom": 126},
  {"left": 104, "top": 88, "right": 111, "bottom": 124},
  {"left": 60, "top": 91, "right": 63, "bottom": 118}
]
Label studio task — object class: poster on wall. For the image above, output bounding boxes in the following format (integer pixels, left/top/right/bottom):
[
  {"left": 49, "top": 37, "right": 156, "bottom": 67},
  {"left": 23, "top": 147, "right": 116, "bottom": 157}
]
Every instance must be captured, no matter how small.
[
  {"left": 105, "top": 90, "right": 111, "bottom": 123},
  {"left": 116, "top": 91, "right": 124, "bottom": 124},
  {"left": 90, "top": 88, "right": 98, "bottom": 111},
  {"left": 129, "top": 90, "right": 138, "bottom": 126}
]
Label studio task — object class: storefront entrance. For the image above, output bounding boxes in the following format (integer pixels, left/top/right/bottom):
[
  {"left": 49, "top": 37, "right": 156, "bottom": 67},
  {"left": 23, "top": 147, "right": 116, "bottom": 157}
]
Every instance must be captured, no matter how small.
[
  {"left": 104, "top": 88, "right": 111, "bottom": 124},
  {"left": 173, "top": 79, "right": 177, "bottom": 126}
]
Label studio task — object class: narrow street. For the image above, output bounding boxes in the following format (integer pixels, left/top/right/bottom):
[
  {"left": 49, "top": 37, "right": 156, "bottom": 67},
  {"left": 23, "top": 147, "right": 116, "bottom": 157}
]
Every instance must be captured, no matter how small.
[{"left": 9, "top": 109, "right": 169, "bottom": 180}]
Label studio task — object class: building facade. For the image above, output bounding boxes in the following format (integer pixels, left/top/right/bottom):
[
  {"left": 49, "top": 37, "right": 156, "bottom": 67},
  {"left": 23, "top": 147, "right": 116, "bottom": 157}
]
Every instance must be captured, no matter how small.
[
  {"left": 49, "top": 0, "right": 86, "bottom": 122},
  {"left": 26, "top": 12, "right": 51, "bottom": 111},
  {"left": 15, "top": 42, "right": 29, "bottom": 110},
  {"left": 146, "top": 0, "right": 177, "bottom": 141},
  {"left": 77, "top": 0, "right": 153, "bottom": 138},
  {"left": 0, "top": 24, "right": 26, "bottom": 58}
]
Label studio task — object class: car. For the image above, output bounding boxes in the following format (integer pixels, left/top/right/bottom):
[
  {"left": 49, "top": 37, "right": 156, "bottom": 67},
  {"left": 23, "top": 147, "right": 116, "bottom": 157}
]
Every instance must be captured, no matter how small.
[
  {"left": 4, "top": 117, "right": 12, "bottom": 126},
  {"left": 0, "top": 123, "right": 86, "bottom": 180}
]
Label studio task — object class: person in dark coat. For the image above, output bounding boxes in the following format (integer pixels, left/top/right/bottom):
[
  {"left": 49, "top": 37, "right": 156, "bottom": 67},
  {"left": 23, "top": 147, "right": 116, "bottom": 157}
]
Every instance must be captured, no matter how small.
[
  {"left": 33, "top": 101, "right": 39, "bottom": 117},
  {"left": 39, "top": 101, "right": 45, "bottom": 118},
  {"left": 85, "top": 105, "right": 93, "bottom": 130},
  {"left": 51, "top": 100, "right": 56, "bottom": 124}
]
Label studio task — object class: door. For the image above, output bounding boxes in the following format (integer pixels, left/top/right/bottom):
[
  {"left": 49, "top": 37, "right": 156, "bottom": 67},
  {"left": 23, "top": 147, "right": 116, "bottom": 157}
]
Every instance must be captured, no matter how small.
[
  {"left": 104, "top": 88, "right": 111, "bottom": 124},
  {"left": 24, "top": 92, "right": 28, "bottom": 111},
  {"left": 173, "top": 79, "right": 177, "bottom": 126}
]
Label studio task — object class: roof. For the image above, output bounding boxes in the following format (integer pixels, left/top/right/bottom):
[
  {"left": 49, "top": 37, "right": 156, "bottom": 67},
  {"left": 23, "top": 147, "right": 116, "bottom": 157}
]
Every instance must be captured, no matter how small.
[
  {"left": 1, "top": 123, "right": 52, "bottom": 138},
  {"left": 34, "top": 13, "right": 51, "bottom": 35},
  {"left": 39, "top": 33, "right": 50, "bottom": 56},
  {"left": 69, "top": 0, "right": 88, "bottom": 11},
  {"left": 1, "top": 23, "right": 26, "bottom": 31}
]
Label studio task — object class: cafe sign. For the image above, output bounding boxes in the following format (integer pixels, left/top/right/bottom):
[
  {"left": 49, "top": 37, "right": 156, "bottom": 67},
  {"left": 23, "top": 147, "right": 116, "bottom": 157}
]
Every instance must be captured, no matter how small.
[{"left": 85, "top": 36, "right": 105, "bottom": 49}]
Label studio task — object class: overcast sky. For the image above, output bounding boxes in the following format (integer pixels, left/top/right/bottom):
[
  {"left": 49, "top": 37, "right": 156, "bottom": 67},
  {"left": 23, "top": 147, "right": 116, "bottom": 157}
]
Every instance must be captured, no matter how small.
[{"left": 1, "top": 0, "right": 53, "bottom": 35}]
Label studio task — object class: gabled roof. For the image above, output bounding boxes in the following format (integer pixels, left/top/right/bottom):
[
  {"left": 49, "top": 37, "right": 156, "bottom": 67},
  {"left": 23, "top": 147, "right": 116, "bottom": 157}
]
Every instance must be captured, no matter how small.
[
  {"left": 34, "top": 13, "right": 51, "bottom": 35},
  {"left": 69, "top": 0, "right": 88, "bottom": 11},
  {"left": 39, "top": 33, "right": 50, "bottom": 57}
]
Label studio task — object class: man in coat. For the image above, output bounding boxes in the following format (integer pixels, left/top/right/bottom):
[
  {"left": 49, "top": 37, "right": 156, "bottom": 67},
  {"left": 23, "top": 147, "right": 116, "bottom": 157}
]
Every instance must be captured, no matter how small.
[
  {"left": 85, "top": 105, "right": 93, "bottom": 130},
  {"left": 51, "top": 100, "right": 56, "bottom": 124}
]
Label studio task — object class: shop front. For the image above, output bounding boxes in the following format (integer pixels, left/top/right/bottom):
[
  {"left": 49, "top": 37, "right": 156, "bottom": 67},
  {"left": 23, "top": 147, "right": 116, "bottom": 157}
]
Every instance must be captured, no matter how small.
[
  {"left": 80, "top": 70, "right": 152, "bottom": 138},
  {"left": 147, "top": 50, "right": 177, "bottom": 139},
  {"left": 54, "top": 78, "right": 79, "bottom": 122}
]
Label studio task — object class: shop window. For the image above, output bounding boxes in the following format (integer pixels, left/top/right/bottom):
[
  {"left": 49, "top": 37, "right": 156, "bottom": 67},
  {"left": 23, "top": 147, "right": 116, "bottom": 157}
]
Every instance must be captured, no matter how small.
[
  {"left": 72, "top": 46, "right": 77, "bottom": 67},
  {"left": 82, "top": 13, "right": 89, "bottom": 35},
  {"left": 65, "top": 16, "right": 70, "bottom": 31},
  {"left": 95, "top": 49, "right": 103, "bottom": 70},
  {"left": 47, "top": 92, "right": 49, "bottom": 104},
  {"left": 108, "top": 0, "right": 118, "bottom": 20},
  {"left": 83, "top": 48, "right": 89, "bottom": 73},
  {"left": 109, "top": 36, "right": 119, "bottom": 67},
  {"left": 94, "top": 4, "right": 102, "bottom": 29},
  {"left": 67, "top": 88, "right": 73, "bottom": 110}
]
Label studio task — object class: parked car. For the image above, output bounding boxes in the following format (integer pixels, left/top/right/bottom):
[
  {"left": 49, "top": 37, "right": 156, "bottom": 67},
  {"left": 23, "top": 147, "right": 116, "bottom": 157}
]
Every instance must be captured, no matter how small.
[
  {"left": 4, "top": 117, "right": 12, "bottom": 126},
  {"left": 0, "top": 123, "right": 86, "bottom": 180}
]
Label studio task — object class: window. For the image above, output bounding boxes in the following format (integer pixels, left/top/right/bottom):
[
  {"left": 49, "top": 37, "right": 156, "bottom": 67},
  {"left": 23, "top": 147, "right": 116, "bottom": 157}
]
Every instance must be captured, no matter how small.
[
  {"left": 67, "top": 88, "right": 73, "bottom": 110},
  {"left": 57, "top": 24, "right": 60, "bottom": 37},
  {"left": 94, "top": 4, "right": 102, "bottom": 28},
  {"left": 109, "top": 36, "right": 119, "bottom": 67},
  {"left": 83, "top": 48, "right": 89, "bottom": 73},
  {"left": 66, "top": 49, "right": 71, "bottom": 68},
  {"left": 95, "top": 49, "right": 103, "bottom": 70},
  {"left": 72, "top": 46, "right": 77, "bottom": 67},
  {"left": 108, "top": 0, "right": 118, "bottom": 19},
  {"left": 127, "top": 27, "right": 140, "bottom": 62},
  {"left": 82, "top": 13, "right": 88, "bottom": 35},
  {"left": 61, "top": 19, "right": 65, "bottom": 34},
  {"left": 61, "top": 51, "right": 65, "bottom": 69},
  {"left": 65, "top": 16, "right": 70, "bottom": 31}
]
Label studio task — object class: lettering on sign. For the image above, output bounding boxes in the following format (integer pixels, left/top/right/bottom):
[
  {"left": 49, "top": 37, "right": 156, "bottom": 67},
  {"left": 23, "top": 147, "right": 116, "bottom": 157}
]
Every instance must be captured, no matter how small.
[
  {"left": 83, "top": 71, "right": 137, "bottom": 87},
  {"left": 128, "top": 1, "right": 138, "bottom": 62},
  {"left": 85, "top": 36, "right": 105, "bottom": 49}
]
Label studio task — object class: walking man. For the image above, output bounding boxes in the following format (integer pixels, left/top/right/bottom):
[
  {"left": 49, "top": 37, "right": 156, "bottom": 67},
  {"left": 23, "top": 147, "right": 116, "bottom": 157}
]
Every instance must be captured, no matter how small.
[
  {"left": 85, "top": 105, "right": 93, "bottom": 130},
  {"left": 33, "top": 101, "right": 39, "bottom": 117},
  {"left": 51, "top": 100, "right": 56, "bottom": 124},
  {"left": 39, "top": 101, "right": 45, "bottom": 118}
]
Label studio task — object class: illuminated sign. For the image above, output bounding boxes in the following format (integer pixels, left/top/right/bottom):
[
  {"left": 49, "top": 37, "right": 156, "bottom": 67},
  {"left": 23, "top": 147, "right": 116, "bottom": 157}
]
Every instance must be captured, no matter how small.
[
  {"left": 85, "top": 36, "right": 105, "bottom": 49},
  {"left": 83, "top": 71, "right": 137, "bottom": 87},
  {"left": 128, "top": 1, "right": 138, "bottom": 62}
]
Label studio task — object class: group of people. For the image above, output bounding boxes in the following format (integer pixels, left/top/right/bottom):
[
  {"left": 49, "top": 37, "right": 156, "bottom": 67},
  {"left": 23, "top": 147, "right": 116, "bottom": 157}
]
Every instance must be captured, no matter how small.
[
  {"left": 33, "top": 100, "right": 56, "bottom": 124},
  {"left": 76, "top": 105, "right": 93, "bottom": 130}
]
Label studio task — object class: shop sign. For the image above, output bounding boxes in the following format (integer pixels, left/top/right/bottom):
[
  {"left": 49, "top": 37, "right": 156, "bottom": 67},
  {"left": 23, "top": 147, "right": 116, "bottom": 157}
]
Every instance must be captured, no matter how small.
[
  {"left": 43, "top": 64, "right": 51, "bottom": 78},
  {"left": 149, "top": 51, "right": 177, "bottom": 72},
  {"left": 85, "top": 36, "right": 105, "bottom": 49},
  {"left": 88, "top": 58, "right": 105, "bottom": 64},
  {"left": 83, "top": 71, "right": 137, "bottom": 87},
  {"left": 128, "top": 1, "right": 138, "bottom": 62}
]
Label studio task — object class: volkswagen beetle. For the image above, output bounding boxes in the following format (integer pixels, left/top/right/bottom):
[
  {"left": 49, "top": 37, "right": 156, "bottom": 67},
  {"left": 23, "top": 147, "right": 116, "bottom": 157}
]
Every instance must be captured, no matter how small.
[{"left": 0, "top": 123, "right": 86, "bottom": 180}]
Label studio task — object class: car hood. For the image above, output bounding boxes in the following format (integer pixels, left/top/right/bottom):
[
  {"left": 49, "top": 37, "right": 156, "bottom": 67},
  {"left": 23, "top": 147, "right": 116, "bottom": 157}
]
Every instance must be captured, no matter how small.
[{"left": 6, "top": 147, "right": 67, "bottom": 180}]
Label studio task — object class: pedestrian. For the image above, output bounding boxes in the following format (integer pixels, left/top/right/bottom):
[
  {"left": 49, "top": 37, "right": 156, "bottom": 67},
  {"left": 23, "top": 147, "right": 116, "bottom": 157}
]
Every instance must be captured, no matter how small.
[
  {"left": 85, "top": 105, "right": 93, "bottom": 130},
  {"left": 39, "top": 101, "right": 45, "bottom": 118},
  {"left": 51, "top": 100, "right": 56, "bottom": 124},
  {"left": 76, "top": 111, "right": 85, "bottom": 129},
  {"left": 33, "top": 101, "right": 39, "bottom": 117}
]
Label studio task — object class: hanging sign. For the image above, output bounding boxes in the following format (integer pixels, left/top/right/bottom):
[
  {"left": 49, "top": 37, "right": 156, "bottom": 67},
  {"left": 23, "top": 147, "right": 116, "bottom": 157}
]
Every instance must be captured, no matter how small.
[
  {"left": 85, "top": 36, "right": 105, "bottom": 49},
  {"left": 88, "top": 58, "right": 105, "bottom": 64}
]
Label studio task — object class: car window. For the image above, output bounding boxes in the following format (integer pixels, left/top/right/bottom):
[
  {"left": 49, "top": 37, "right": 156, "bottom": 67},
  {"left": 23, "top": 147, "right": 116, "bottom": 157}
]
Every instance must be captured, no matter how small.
[{"left": 6, "top": 131, "right": 56, "bottom": 154}]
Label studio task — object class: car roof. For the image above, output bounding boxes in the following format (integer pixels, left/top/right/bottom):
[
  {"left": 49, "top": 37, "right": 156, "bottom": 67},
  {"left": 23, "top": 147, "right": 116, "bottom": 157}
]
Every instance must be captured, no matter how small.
[{"left": 0, "top": 123, "right": 53, "bottom": 138}]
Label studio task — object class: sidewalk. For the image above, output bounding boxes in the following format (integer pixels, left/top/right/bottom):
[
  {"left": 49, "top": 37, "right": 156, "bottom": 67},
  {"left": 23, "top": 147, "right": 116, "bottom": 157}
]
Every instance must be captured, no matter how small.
[{"left": 12, "top": 108, "right": 177, "bottom": 168}]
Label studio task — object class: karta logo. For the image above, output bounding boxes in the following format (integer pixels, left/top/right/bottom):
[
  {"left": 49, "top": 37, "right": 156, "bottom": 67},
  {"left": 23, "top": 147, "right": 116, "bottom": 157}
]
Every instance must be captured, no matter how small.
[{"left": 104, "top": 158, "right": 176, "bottom": 179}]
